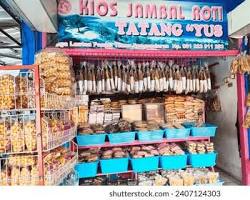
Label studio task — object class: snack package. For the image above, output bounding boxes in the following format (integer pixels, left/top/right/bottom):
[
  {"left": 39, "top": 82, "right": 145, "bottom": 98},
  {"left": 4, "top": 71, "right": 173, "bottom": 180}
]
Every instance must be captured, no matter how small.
[
  {"left": 0, "top": 75, "right": 15, "bottom": 109},
  {"left": 35, "top": 50, "right": 75, "bottom": 96},
  {"left": 169, "top": 175, "right": 184, "bottom": 186}
]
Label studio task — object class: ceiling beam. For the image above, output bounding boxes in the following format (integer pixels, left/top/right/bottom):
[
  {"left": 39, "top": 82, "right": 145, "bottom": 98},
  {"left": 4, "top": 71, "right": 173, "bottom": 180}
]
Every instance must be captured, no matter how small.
[
  {"left": 0, "top": 52, "right": 21, "bottom": 59},
  {"left": 0, "top": 28, "right": 21, "bottom": 46},
  {"left": 0, "top": 45, "right": 21, "bottom": 49},
  {"left": 0, "top": 1, "right": 21, "bottom": 25},
  {"left": 0, "top": 60, "right": 6, "bottom": 65}
]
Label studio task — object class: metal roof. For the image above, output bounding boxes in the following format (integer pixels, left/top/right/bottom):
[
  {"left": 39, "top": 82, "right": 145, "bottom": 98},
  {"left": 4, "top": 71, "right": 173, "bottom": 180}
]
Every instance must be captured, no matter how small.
[{"left": 0, "top": 5, "right": 21, "bottom": 66}]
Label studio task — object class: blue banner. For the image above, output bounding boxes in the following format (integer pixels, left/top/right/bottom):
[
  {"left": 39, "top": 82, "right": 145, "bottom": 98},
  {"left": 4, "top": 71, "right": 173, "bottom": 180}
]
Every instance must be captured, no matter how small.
[{"left": 58, "top": 0, "right": 228, "bottom": 50}]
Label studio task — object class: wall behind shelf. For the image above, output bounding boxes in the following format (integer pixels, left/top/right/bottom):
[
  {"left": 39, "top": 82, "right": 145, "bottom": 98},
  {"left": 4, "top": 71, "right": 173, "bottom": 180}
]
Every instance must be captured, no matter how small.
[{"left": 206, "top": 57, "right": 241, "bottom": 181}]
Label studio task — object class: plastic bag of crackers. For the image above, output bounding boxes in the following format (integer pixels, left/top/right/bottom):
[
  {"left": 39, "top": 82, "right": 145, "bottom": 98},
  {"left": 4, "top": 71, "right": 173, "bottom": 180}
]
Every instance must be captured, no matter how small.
[{"left": 35, "top": 49, "right": 75, "bottom": 96}]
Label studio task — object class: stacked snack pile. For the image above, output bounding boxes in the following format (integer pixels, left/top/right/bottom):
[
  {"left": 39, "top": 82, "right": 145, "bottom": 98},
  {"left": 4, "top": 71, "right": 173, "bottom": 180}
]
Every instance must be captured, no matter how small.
[
  {"left": 86, "top": 96, "right": 204, "bottom": 126},
  {"left": 105, "top": 120, "right": 132, "bottom": 133},
  {"left": 78, "top": 169, "right": 219, "bottom": 186},
  {"left": 186, "top": 141, "right": 214, "bottom": 154},
  {"left": 0, "top": 120, "right": 36, "bottom": 154},
  {"left": 230, "top": 54, "right": 250, "bottom": 74},
  {"left": 129, "top": 145, "right": 159, "bottom": 158},
  {"left": 133, "top": 121, "right": 160, "bottom": 131},
  {"left": 78, "top": 124, "right": 105, "bottom": 135},
  {"left": 36, "top": 50, "right": 75, "bottom": 96},
  {"left": 158, "top": 143, "right": 185, "bottom": 156},
  {"left": 15, "top": 76, "right": 34, "bottom": 109},
  {"left": 0, "top": 75, "right": 15, "bottom": 110},
  {"left": 138, "top": 169, "right": 219, "bottom": 186},
  {"left": 0, "top": 146, "right": 76, "bottom": 186},
  {"left": 79, "top": 149, "right": 99, "bottom": 163},
  {"left": 164, "top": 96, "right": 205, "bottom": 124},
  {"left": 101, "top": 147, "right": 128, "bottom": 159},
  {"left": 0, "top": 116, "right": 75, "bottom": 154},
  {"left": 0, "top": 75, "right": 34, "bottom": 110}
]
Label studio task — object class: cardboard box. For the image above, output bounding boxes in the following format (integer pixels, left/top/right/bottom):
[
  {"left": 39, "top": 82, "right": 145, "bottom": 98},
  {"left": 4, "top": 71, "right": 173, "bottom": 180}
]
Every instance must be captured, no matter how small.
[
  {"left": 122, "top": 104, "right": 142, "bottom": 122},
  {"left": 144, "top": 103, "right": 165, "bottom": 123}
]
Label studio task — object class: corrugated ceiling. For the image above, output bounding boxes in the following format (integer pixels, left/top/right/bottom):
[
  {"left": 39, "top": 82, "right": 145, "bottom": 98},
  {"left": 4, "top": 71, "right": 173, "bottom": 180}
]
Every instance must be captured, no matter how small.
[{"left": 0, "top": 5, "right": 21, "bottom": 66}]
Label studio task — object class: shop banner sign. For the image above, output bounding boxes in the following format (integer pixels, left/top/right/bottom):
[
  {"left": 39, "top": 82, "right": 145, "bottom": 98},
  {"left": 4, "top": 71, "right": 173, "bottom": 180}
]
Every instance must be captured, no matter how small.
[{"left": 57, "top": 0, "right": 228, "bottom": 50}]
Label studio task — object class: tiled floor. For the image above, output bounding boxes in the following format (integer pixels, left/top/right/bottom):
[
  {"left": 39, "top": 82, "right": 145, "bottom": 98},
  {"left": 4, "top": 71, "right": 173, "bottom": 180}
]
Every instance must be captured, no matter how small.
[{"left": 216, "top": 168, "right": 241, "bottom": 186}]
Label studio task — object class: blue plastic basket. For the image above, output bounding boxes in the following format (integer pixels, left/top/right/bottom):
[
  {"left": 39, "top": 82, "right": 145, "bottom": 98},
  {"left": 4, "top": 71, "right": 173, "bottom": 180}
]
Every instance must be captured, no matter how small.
[
  {"left": 188, "top": 152, "right": 217, "bottom": 167},
  {"left": 160, "top": 154, "right": 187, "bottom": 170},
  {"left": 108, "top": 132, "right": 136, "bottom": 144},
  {"left": 77, "top": 134, "right": 106, "bottom": 146},
  {"left": 75, "top": 161, "right": 98, "bottom": 178},
  {"left": 190, "top": 124, "right": 217, "bottom": 137},
  {"left": 137, "top": 130, "right": 164, "bottom": 142},
  {"left": 130, "top": 156, "right": 159, "bottom": 173},
  {"left": 100, "top": 158, "right": 129, "bottom": 174},
  {"left": 165, "top": 128, "right": 190, "bottom": 139}
]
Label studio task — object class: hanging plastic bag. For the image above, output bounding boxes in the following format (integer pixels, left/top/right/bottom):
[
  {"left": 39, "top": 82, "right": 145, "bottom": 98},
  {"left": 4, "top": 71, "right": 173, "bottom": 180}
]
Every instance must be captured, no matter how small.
[
  {"left": 143, "top": 62, "right": 148, "bottom": 92},
  {"left": 138, "top": 63, "right": 144, "bottom": 92},
  {"left": 92, "top": 65, "right": 96, "bottom": 93},
  {"left": 105, "top": 65, "right": 111, "bottom": 92},
  {"left": 96, "top": 67, "right": 102, "bottom": 94},
  {"left": 117, "top": 62, "right": 122, "bottom": 92},
  {"left": 87, "top": 64, "right": 93, "bottom": 93},
  {"left": 146, "top": 62, "right": 151, "bottom": 92},
  {"left": 122, "top": 65, "right": 127, "bottom": 92},
  {"left": 114, "top": 61, "right": 118, "bottom": 90},
  {"left": 181, "top": 66, "right": 186, "bottom": 92},
  {"left": 109, "top": 63, "right": 115, "bottom": 92},
  {"left": 199, "top": 68, "right": 204, "bottom": 93},
  {"left": 101, "top": 67, "right": 105, "bottom": 92},
  {"left": 130, "top": 64, "right": 135, "bottom": 93},
  {"left": 83, "top": 62, "right": 88, "bottom": 94}
]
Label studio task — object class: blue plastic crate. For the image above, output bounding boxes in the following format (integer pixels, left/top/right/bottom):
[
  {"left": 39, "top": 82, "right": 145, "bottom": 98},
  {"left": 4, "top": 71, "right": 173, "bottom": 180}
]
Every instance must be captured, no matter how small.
[
  {"left": 100, "top": 158, "right": 129, "bottom": 174},
  {"left": 165, "top": 128, "right": 190, "bottom": 139},
  {"left": 77, "top": 134, "right": 106, "bottom": 146},
  {"left": 75, "top": 161, "right": 98, "bottom": 178},
  {"left": 137, "top": 130, "right": 164, "bottom": 142},
  {"left": 188, "top": 152, "right": 217, "bottom": 168},
  {"left": 190, "top": 124, "right": 217, "bottom": 137},
  {"left": 108, "top": 132, "right": 136, "bottom": 144},
  {"left": 130, "top": 156, "right": 159, "bottom": 173},
  {"left": 160, "top": 154, "right": 187, "bottom": 170}
]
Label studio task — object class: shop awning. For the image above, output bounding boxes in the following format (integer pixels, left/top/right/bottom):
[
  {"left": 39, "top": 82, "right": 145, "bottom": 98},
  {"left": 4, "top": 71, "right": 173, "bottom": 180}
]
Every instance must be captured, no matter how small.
[
  {"left": 228, "top": 0, "right": 250, "bottom": 38},
  {"left": 0, "top": 0, "right": 57, "bottom": 33}
]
